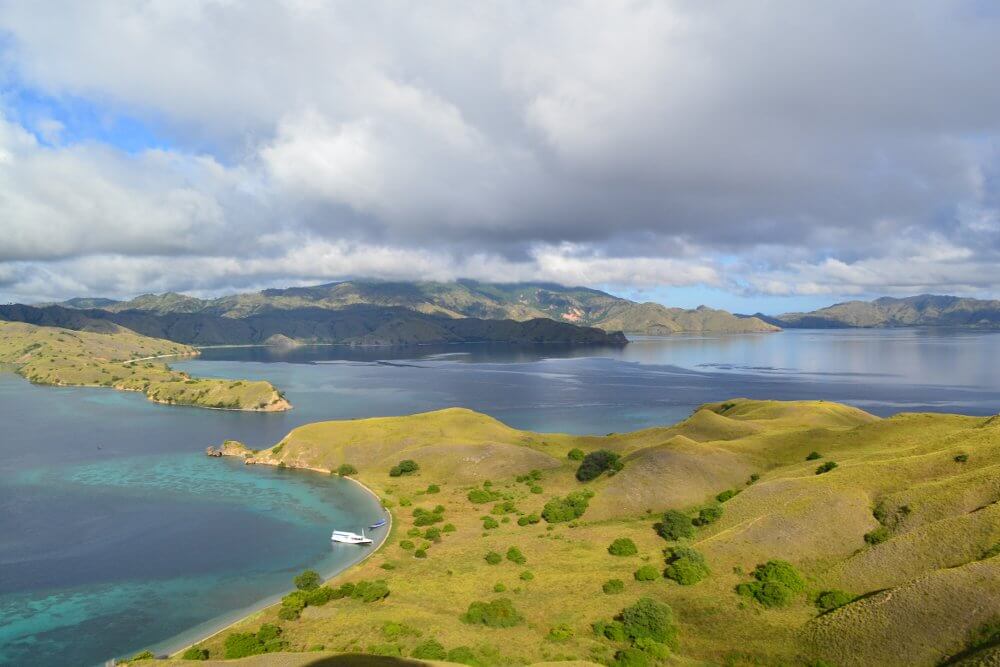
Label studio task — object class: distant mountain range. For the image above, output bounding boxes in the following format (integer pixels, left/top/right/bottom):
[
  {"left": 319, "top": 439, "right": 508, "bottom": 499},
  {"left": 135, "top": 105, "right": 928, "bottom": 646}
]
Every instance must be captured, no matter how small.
[
  {"left": 753, "top": 294, "right": 1000, "bottom": 329},
  {"left": 40, "top": 280, "right": 779, "bottom": 335}
]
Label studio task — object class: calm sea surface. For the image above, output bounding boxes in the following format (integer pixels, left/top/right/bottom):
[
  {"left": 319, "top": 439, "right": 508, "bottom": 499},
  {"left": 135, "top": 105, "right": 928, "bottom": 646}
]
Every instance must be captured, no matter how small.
[{"left": 1, "top": 328, "right": 998, "bottom": 665}]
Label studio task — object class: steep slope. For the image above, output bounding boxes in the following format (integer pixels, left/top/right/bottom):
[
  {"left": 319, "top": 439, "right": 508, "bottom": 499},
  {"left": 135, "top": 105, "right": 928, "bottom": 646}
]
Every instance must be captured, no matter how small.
[
  {"left": 179, "top": 398, "right": 1000, "bottom": 667},
  {"left": 772, "top": 294, "right": 1000, "bottom": 329},
  {"left": 48, "top": 280, "right": 779, "bottom": 335}
]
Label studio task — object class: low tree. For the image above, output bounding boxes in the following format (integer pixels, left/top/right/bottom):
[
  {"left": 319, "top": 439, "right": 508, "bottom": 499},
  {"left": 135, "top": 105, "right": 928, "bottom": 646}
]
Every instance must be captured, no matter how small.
[
  {"left": 608, "top": 537, "right": 638, "bottom": 556},
  {"left": 657, "top": 510, "right": 694, "bottom": 540},
  {"left": 294, "top": 569, "right": 321, "bottom": 591},
  {"left": 576, "top": 449, "right": 624, "bottom": 481}
]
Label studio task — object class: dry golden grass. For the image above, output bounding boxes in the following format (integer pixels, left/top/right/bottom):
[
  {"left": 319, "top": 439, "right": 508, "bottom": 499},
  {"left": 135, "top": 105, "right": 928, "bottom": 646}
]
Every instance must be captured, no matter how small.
[{"left": 164, "top": 399, "right": 999, "bottom": 666}]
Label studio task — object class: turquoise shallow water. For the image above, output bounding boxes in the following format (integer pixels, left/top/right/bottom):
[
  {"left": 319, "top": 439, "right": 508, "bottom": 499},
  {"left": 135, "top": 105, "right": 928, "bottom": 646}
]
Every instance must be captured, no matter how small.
[{"left": 2, "top": 329, "right": 999, "bottom": 665}]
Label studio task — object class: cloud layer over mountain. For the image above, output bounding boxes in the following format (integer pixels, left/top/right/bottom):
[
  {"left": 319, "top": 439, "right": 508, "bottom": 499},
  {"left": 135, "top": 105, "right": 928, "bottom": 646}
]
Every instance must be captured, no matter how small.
[{"left": 1, "top": 1, "right": 998, "bottom": 304}]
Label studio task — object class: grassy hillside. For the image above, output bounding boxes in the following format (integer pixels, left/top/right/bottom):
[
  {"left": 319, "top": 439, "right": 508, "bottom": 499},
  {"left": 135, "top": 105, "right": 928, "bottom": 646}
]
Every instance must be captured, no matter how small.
[
  {"left": 48, "top": 280, "right": 779, "bottom": 335},
  {"left": 771, "top": 294, "right": 1000, "bottom": 329},
  {"left": 155, "top": 399, "right": 999, "bottom": 666},
  {"left": 0, "top": 321, "right": 290, "bottom": 411}
]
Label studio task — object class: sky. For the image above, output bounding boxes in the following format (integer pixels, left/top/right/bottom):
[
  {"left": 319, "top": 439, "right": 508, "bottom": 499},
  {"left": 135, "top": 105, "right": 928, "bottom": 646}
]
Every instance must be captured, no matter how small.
[{"left": 1, "top": 1, "right": 998, "bottom": 314}]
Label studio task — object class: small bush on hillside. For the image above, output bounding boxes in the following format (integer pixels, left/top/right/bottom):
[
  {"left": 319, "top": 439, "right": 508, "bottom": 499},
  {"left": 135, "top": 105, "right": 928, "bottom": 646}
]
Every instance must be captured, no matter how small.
[
  {"left": 337, "top": 463, "right": 358, "bottom": 476},
  {"left": 125, "top": 651, "right": 155, "bottom": 661},
  {"left": 603, "top": 578, "right": 626, "bottom": 594},
  {"left": 954, "top": 453, "right": 969, "bottom": 463},
  {"left": 612, "top": 647, "right": 653, "bottom": 667},
  {"left": 181, "top": 646, "right": 209, "bottom": 660},
  {"left": 381, "top": 621, "right": 421, "bottom": 640},
  {"left": 506, "top": 546, "right": 527, "bottom": 564},
  {"left": 223, "top": 624, "right": 287, "bottom": 659},
  {"left": 694, "top": 505, "right": 723, "bottom": 526},
  {"left": 815, "top": 589, "right": 855, "bottom": 613},
  {"left": 593, "top": 619, "right": 628, "bottom": 642},
  {"left": 548, "top": 624, "right": 575, "bottom": 641},
  {"left": 294, "top": 569, "right": 321, "bottom": 591},
  {"left": 443, "top": 523, "right": 457, "bottom": 533},
  {"left": 748, "top": 473, "right": 760, "bottom": 484},
  {"left": 530, "top": 484, "right": 543, "bottom": 494},
  {"left": 576, "top": 449, "right": 624, "bottom": 481},
  {"left": 634, "top": 565, "right": 660, "bottom": 581},
  {"left": 461, "top": 598, "right": 523, "bottom": 627},
  {"left": 411, "top": 639, "right": 447, "bottom": 660},
  {"left": 414, "top": 548, "right": 427, "bottom": 559},
  {"left": 736, "top": 560, "right": 805, "bottom": 608},
  {"left": 864, "top": 526, "right": 891, "bottom": 545},
  {"left": 351, "top": 580, "right": 391, "bottom": 602},
  {"left": 485, "top": 551, "right": 503, "bottom": 565},
  {"left": 305, "top": 586, "right": 335, "bottom": 606},
  {"left": 608, "top": 537, "right": 639, "bottom": 556},
  {"left": 517, "top": 513, "right": 541, "bottom": 526},
  {"left": 542, "top": 490, "right": 593, "bottom": 523},
  {"left": 399, "top": 540, "right": 415, "bottom": 551},
  {"left": 389, "top": 459, "right": 419, "bottom": 477},
  {"left": 493, "top": 582, "right": 506, "bottom": 592},
  {"left": 982, "top": 543, "right": 1000, "bottom": 560},
  {"left": 412, "top": 506, "right": 445, "bottom": 526},
  {"left": 806, "top": 451, "right": 822, "bottom": 460},
  {"left": 483, "top": 517, "right": 499, "bottom": 530},
  {"left": 492, "top": 500, "right": 518, "bottom": 515},
  {"left": 520, "top": 570, "right": 534, "bottom": 581},
  {"left": 567, "top": 448, "right": 585, "bottom": 460},
  {"left": 426, "top": 484, "right": 440, "bottom": 493},
  {"left": 621, "top": 597, "right": 678, "bottom": 646},
  {"left": 657, "top": 510, "right": 694, "bottom": 541},
  {"left": 815, "top": 461, "right": 838, "bottom": 475},
  {"left": 716, "top": 489, "right": 738, "bottom": 503},
  {"left": 447, "top": 646, "right": 476, "bottom": 664},
  {"left": 468, "top": 488, "right": 501, "bottom": 504},
  {"left": 663, "top": 546, "right": 710, "bottom": 585},
  {"left": 424, "top": 527, "right": 442, "bottom": 542}
]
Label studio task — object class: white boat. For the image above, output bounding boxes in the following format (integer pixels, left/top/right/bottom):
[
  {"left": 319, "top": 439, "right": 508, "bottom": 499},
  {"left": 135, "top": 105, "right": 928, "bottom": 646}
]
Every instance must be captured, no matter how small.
[{"left": 330, "top": 529, "right": 373, "bottom": 545}]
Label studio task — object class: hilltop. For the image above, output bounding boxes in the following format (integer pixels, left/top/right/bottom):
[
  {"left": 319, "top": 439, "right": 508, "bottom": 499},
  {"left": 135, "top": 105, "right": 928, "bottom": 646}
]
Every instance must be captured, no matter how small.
[
  {"left": 762, "top": 294, "right": 1000, "bottom": 329},
  {"left": 0, "top": 320, "right": 289, "bottom": 411},
  {"left": 42, "top": 280, "right": 779, "bottom": 335},
  {"left": 153, "top": 399, "right": 1000, "bottom": 666}
]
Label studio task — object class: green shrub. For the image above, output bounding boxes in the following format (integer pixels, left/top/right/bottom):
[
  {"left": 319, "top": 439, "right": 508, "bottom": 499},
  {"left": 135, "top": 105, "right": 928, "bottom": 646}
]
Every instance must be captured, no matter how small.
[
  {"left": 368, "top": 643, "right": 402, "bottom": 657},
  {"left": 447, "top": 647, "right": 476, "bottom": 664},
  {"left": 954, "top": 453, "right": 969, "bottom": 463},
  {"left": 389, "top": 459, "right": 419, "bottom": 477},
  {"left": 594, "top": 619, "right": 627, "bottom": 642},
  {"left": 815, "top": 589, "right": 855, "bottom": 613},
  {"left": 351, "top": 580, "right": 390, "bottom": 602},
  {"left": 305, "top": 586, "right": 335, "bottom": 606},
  {"left": 483, "top": 516, "right": 499, "bottom": 530},
  {"left": 548, "top": 624, "right": 575, "bottom": 641},
  {"left": 424, "top": 527, "right": 442, "bottom": 542},
  {"left": 608, "top": 537, "right": 638, "bottom": 556},
  {"left": 542, "top": 490, "right": 593, "bottom": 523},
  {"left": 634, "top": 565, "right": 660, "bottom": 581},
  {"left": 493, "top": 582, "right": 506, "bottom": 592},
  {"left": 461, "top": 598, "right": 523, "bottom": 627},
  {"left": 223, "top": 624, "right": 287, "bottom": 659},
  {"left": 715, "top": 489, "right": 738, "bottom": 503},
  {"left": 381, "top": 621, "right": 421, "bottom": 640},
  {"left": 982, "top": 543, "right": 1000, "bottom": 560},
  {"left": 506, "top": 546, "right": 527, "bottom": 564},
  {"left": 414, "top": 548, "right": 428, "bottom": 559},
  {"left": 337, "top": 463, "right": 358, "bottom": 476},
  {"left": 443, "top": 523, "right": 457, "bottom": 533},
  {"left": 126, "top": 651, "right": 155, "bottom": 662},
  {"left": 603, "top": 578, "right": 625, "bottom": 594},
  {"left": 663, "top": 546, "right": 710, "bottom": 585},
  {"left": 567, "top": 448, "right": 585, "bottom": 461},
  {"left": 864, "top": 526, "right": 891, "bottom": 545},
  {"left": 736, "top": 560, "right": 805, "bottom": 608},
  {"left": 657, "top": 510, "right": 694, "bottom": 540},
  {"left": 294, "top": 569, "right": 321, "bottom": 591},
  {"left": 517, "top": 513, "right": 540, "bottom": 526},
  {"left": 400, "top": 540, "right": 415, "bottom": 550},
  {"left": 620, "top": 597, "right": 677, "bottom": 645},
  {"left": 530, "top": 484, "right": 543, "bottom": 494},
  {"left": 694, "top": 505, "right": 723, "bottom": 526},
  {"left": 520, "top": 570, "right": 534, "bottom": 581},
  {"left": 181, "top": 646, "right": 209, "bottom": 660},
  {"left": 748, "top": 473, "right": 760, "bottom": 484},
  {"left": 468, "top": 488, "right": 501, "bottom": 504},
  {"left": 380, "top": 562, "right": 396, "bottom": 570},
  {"left": 613, "top": 647, "right": 652, "bottom": 667},
  {"left": 411, "top": 639, "right": 447, "bottom": 660},
  {"left": 815, "top": 461, "right": 838, "bottom": 475},
  {"left": 576, "top": 449, "right": 623, "bottom": 481},
  {"left": 485, "top": 551, "right": 503, "bottom": 565},
  {"left": 806, "top": 451, "right": 822, "bottom": 460},
  {"left": 426, "top": 484, "right": 441, "bottom": 493}
]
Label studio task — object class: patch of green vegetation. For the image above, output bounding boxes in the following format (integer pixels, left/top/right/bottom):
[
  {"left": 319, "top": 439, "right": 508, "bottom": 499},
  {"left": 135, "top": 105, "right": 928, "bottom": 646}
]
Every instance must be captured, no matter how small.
[
  {"left": 657, "top": 509, "right": 694, "bottom": 541},
  {"left": 954, "top": 453, "right": 969, "bottom": 463},
  {"left": 485, "top": 551, "right": 502, "bottom": 565},
  {"left": 815, "top": 589, "right": 855, "bottom": 613},
  {"left": 576, "top": 449, "right": 624, "bottom": 481},
  {"left": 806, "top": 451, "right": 823, "bottom": 460},
  {"left": 634, "top": 565, "right": 660, "bottom": 582},
  {"left": 461, "top": 598, "right": 523, "bottom": 627},
  {"left": 468, "top": 487, "right": 501, "bottom": 504},
  {"left": 736, "top": 560, "right": 806, "bottom": 608},
  {"left": 411, "top": 639, "right": 447, "bottom": 659},
  {"left": 815, "top": 461, "right": 838, "bottom": 475},
  {"left": 506, "top": 546, "right": 527, "bottom": 564},
  {"left": 294, "top": 569, "right": 321, "bottom": 591},
  {"left": 663, "top": 546, "right": 710, "bottom": 585},
  {"left": 389, "top": 459, "right": 419, "bottom": 477},
  {"left": 608, "top": 537, "right": 639, "bottom": 556},
  {"left": 542, "top": 490, "right": 593, "bottom": 523},
  {"left": 223, "top": 624, "right": 287, "bottom": 659},
  {"left": 180, "top": 646, "right": 209, "bottom": 660},
  {"left": 567, "top": 448, "right": 585, "bottom": 461},
  {"left": 337, "top": 463, "right": 358, "bottom": 476},
  {"left": 715, "top": 489, "right": 739, "bottom": 503},
  {"left": 694, "top": 504, "right": 723, "bottom": 526},
  {"left": 603, "top": 578, "right": 626, "bottom": 594}
]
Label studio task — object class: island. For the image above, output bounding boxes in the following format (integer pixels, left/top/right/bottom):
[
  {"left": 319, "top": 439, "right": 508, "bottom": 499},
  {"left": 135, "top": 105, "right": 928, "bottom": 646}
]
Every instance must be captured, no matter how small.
[
  {"left": 143, "top": 399, "right": 1000, "bottom": 666},
  {"left": 0, "top": 320, "right": 290, "bottom": 412}
]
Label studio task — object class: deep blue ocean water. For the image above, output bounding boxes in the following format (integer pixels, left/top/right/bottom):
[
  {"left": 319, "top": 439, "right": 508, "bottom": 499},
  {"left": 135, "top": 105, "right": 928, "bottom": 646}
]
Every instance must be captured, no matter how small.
[{"left": 1, "top": 328, "right": 998, "bottom": 665}]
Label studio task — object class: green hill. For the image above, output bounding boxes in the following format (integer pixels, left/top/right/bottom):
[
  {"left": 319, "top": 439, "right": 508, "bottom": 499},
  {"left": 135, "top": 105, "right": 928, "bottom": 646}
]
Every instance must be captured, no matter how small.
[
  {"left": 769, "top": 294, "right": 1000, "bottom": 329},
  {"left": 0, "top": 321, "right": 289, "bottom": 411},
  {"left": 47, "top": 280, "right": 779, "bottom": 335},
  {"left": 161, "top": 399, "right": 999, "bottom": 666}
]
